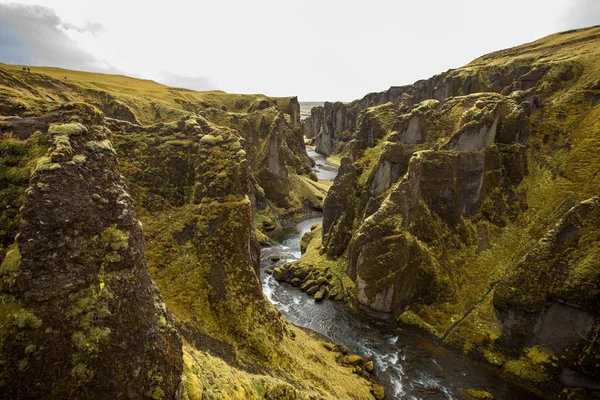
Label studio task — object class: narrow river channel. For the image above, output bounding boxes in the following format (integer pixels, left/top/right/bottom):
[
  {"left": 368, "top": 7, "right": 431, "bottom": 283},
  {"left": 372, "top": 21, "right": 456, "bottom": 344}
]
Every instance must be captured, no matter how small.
[{"left": 260, "top": 148, "right": 539, "bottom": 400}]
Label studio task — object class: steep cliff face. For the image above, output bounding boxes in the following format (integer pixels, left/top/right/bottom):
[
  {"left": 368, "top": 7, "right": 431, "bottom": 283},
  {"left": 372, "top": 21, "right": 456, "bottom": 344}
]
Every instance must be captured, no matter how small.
[
  {"left": 492, "top": 197, "right": 600, "bottom": 388},
  {"left": 301, "top": 26, "right": 600, "bottom": 395},
  {"left": 302, "top": 32, "right": 578, "bottom": 158},
  {"left": 302, "top": 86, "right": 410, "bottom": 155},
  {"left": 322, "top": 158, "right": 358, "bottom": 259},
  {"left": 0, "top": 104, "right": 183, "bottom": 398},
  {"left": 0, "top": 63, "right": 321, "bottom": 233},
  {"left": 111, "top": 114, "right": 287, "bottom": 365},
  {"left": 0, "top": 71, "right": 377, "bottom": 398}
]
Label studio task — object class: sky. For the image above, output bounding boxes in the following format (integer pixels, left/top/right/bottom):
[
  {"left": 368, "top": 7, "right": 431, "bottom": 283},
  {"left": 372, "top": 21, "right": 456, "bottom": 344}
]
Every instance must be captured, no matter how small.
[{"left": 0, "top": 1, "right": 599, "bottom": 102}]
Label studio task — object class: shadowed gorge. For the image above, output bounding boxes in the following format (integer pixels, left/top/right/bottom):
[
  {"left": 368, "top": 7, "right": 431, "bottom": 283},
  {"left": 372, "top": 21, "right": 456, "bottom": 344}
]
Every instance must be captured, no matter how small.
[{"left": 0, "top": 25, "right": 599, "bottom": 400}]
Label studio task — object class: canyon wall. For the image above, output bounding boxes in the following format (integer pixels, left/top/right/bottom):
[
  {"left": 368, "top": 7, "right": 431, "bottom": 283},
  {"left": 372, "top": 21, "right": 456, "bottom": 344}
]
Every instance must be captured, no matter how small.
[
  {"left": 0, "top": 66, "right": 376, "bottom": 398},
  {"left": 301, "top": 26, "right": 600, "bottom": 397}
]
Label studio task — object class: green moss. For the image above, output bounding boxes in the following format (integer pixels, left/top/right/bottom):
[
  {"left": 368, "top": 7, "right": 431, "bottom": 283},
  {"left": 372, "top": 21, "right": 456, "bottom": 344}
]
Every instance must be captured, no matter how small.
[
  {"left": 483, "top": 349, "right": 507, "bottom": 367},
  {"left": 151, "top": 387, "right": 165, "bottom": 400},
  {"left": 101, "top": 225, "right": 130, "bottom": 251},
  {"left": 0, "top": 244, "right": 20, "bottom": 274},
  {"left": 66, "top": 280, "right": 114, "bottom": 385},
  {"left": 72, "top": 154, "right": 87, "bottom": 164},
  {"left": 15, "top": 310, "right": 42, "bottom": 329},
  {"left": 443, "top": 295, "right": 503, "bottom": 354},
  {"left": 464, "top": 388, "right": 494, "bottom": 400},
  {"left": 48, "top": 122, "right": 88, "bottom": 136},
  {"left": 18, "top": 359, "right": 28, "bottom": 371},
  {"left": 0, "top": 133, "right": 50, "bottom": 256},
  {"left": 503, "top": 346, "right": 557, "bottom": 383},
  {"left": 86, "top": 140, "right": 116, "bottom": 154},
  {"left": 398, "top": 310, "right": 440, "bottom": 337},
  {"left": 295, "top": 224, "right": 349, "bottom": 292},
  {"left": 200, "top": 134, "right": 224, "bottom": 145}
]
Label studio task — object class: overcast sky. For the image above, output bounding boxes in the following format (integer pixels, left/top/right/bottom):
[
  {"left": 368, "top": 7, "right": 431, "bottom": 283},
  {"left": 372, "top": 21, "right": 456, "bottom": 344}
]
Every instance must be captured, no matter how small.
[{"left": 0, "top": 1, "right": 599, "bottom": 101}]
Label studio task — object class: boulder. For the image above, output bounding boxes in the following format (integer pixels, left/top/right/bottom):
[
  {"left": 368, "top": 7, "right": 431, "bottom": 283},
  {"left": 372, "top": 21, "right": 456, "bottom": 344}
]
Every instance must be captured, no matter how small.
[{"left": 372, "top": 384, "right": 385, "bottom": 400}]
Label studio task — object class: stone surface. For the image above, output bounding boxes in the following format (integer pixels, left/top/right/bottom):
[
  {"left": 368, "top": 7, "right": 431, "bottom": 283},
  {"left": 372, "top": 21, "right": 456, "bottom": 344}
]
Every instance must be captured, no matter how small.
[
  {"left": 322, "top": 157, "right": 358, "bottom": 258},
  {"left": 0, "top": 107, "right": 183, "bottom": 398}
]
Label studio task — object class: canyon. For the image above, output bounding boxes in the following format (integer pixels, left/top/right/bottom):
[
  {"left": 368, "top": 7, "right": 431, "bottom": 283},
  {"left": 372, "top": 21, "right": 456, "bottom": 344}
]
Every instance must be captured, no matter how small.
[{"left": 0, "top": 26, "right": 599, "bottom": 399}]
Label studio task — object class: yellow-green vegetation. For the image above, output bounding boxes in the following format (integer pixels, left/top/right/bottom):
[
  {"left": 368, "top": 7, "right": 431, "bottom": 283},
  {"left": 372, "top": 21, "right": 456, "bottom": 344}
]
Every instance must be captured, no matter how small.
[
  {"left": 0, "top": 244, "right": 20, "bottom": 276},
  {"left": 326, "top": 153, "right": 342, "bottom": 167},
  {"left": 0, "top": 132, "right": 50, "bottom": 257},
  {"left": 287, "top": 174, "right": 328, "bottom": 209},
  {"left": 0, "top": 62, "right": 298, "bottom": 126},
  {"left": 458, "top": 388, "right": 494, "bottom": 400},
  {"left": 111, "top": 111, "right": 373, "bottom": 396},
  {"left": 296, "top": 224, "right": 350, "bottom": 292},
  {"left": 0, "top": 56, "right": 381, "bottom": 397},
  {"left": 66, "top": 280, "right": 113, "bottom": 385},
  {"left": 297, "top": 26, "right": 600, "bottom": 394},
  {"left": 432, "top": 28, "right": 600, "bottom": 370},
  {"left": 1, "top": 62, "right": 314, "bottom": 239},
  {"left": 141, "top": 199, "right": 286, "bottom": 363},
  {"left": 181, "top": 326, "right": 375, "bottom": 400},
  {"left": 443, "top": 296, "right": 502, "bottom": 355},
  {"left": 503, "top": 346, "right": 558, "bottom": 383}
]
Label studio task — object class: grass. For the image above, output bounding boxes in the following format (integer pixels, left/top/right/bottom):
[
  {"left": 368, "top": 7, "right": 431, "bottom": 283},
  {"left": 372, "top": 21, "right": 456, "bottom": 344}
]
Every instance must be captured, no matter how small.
[
  {"left": 0, "top": 63, "right": 296, "bottom": 125},
  {"left": 181, "top": 326, "right": 375, "bottom": 400}
]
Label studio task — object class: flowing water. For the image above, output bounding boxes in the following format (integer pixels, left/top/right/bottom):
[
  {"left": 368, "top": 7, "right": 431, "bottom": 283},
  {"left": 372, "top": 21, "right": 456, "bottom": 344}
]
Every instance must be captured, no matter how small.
[{"left": 260, "top": 149, "right": 540, "bottom": 400}]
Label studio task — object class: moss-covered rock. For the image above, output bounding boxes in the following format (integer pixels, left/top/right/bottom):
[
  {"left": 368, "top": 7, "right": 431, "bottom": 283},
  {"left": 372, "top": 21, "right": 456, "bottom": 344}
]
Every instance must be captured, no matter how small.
[
  {"left": 493, "top": 197, "right": 600, "bottom": 384},
  {"left": 322, "top": 157, "right": 358, "bottom": 259},
  {"left": 300, "top": 26, "right": 600, "bottom": 395},
  {"left": 0, "top": 111, "right": 182, "bottom": 398}
]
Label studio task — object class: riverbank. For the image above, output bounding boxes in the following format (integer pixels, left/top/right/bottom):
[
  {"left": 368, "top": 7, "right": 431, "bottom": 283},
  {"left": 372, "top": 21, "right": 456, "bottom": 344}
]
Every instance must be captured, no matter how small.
[{"left": 260, "top": 148, "right": 544, "bottom": 399}]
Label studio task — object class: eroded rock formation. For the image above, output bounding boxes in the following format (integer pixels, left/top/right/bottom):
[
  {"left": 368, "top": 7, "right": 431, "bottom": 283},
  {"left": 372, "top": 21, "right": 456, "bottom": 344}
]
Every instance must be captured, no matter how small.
[
  {"left": 0, "top": 104, "right": 183, "bottom": 398},
  {"left": 0, "top": 68, "right": 377, "bottom": 398},
  {"left": 300, "top": 26, "right": 600, "bottom": 396}
]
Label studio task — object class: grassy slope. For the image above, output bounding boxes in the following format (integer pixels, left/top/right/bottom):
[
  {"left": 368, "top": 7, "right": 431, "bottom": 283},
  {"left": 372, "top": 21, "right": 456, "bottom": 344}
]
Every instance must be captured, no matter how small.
[
  {"left": 0, "top": 62, "right": 291, "bottom": 125},
  {"left": 439, "top": 27, "right": 600, "bottom": 384}
]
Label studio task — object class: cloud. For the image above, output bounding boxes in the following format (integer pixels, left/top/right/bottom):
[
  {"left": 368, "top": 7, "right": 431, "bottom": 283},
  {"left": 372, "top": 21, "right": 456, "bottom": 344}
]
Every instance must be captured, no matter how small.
[
  {"left": 558, "top": 0, "right": 600, "bottom": 30},
  {"left": 0, "top": 3, "right": 118, "bottom": 73},
  {"left": 157, "top": 71, "right": 218, "bottom": 91}
]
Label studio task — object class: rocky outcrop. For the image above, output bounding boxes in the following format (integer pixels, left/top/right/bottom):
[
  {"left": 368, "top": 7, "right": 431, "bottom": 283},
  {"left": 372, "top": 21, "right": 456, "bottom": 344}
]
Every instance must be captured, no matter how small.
[
  {"left": 303, "top": 59, "right": 550, "bottom": 158},
  {"left": 84, "top": 89, "right": 140, "bottom": 124},
  {"left": 113, "top": 114, "right": 287, "bottom": 361},
  {"left": 304, "top": 86, "right": 410, "bottom": 156},
  {"left": 322, "top": 157, "right": 358, "bottom": 258},
  {"left": 493, "top": 197, "right": 600, "bottom": 389},
  {"left": 300, "top": 26, "right": 600, "bottom": 396},
  {"left": 200, "top": 103, "right": 316, "bottom": 225},
  {"left": 0, "top": 66, "right": 380, "bottom": 397},
  {"left": 0, "top": 105, "right": 183, "bottom": 398},
  {"left": 442, "top": 95, "right": 530, "bottom": 151}
]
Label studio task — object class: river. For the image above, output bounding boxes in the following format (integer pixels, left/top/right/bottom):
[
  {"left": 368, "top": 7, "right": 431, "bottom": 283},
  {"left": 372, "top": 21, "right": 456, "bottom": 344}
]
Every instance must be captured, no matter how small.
[{"left": 260, "top": 148, "right": 539, "bottom": 400}]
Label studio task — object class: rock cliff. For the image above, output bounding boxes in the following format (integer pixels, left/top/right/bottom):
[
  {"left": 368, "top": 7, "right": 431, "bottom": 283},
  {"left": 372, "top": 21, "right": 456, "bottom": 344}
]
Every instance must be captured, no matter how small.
[
  {"left": 0, "top": 68, "right": 375, "bottom": 398},
  {"left": 0, "top": 104, "right": 183, "bottom": 398},
  {"left": 301, "top": 26, "right": 600, "bottom": 397}
]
